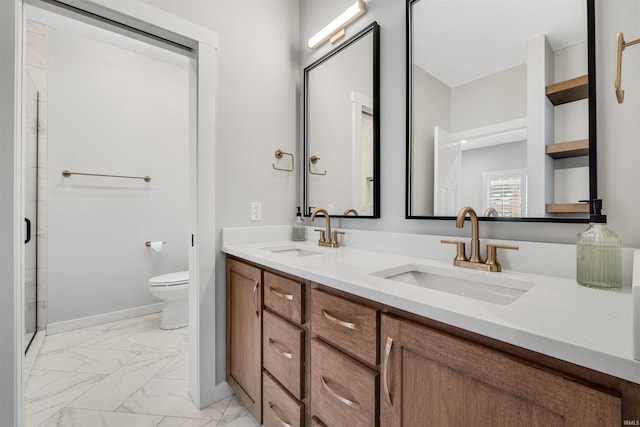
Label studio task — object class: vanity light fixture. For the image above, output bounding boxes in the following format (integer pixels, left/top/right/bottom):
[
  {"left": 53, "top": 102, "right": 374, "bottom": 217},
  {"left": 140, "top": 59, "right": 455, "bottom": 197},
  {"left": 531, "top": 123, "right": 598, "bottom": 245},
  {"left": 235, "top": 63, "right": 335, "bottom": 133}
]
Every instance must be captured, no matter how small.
[{"left": 307, "top": 0, "right": 367, "bottom": 50}]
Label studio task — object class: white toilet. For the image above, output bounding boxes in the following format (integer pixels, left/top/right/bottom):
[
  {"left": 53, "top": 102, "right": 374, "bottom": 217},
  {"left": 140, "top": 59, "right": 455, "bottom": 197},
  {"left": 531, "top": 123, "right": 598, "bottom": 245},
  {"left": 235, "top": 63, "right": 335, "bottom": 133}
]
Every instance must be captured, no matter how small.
[{"left": 148, "top": 270, "right": 189, "bottom": 330}]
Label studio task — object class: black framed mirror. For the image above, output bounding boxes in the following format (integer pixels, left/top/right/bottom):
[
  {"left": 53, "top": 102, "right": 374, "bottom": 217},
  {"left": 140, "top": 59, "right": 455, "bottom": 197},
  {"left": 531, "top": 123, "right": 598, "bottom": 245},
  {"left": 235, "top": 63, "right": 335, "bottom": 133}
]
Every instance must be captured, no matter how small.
[
  {"left": 304, "top": 22, "right": 380, "bottom": 218},
  {"left": 406, "top": 0, "right": 596, "bottom": 222}
]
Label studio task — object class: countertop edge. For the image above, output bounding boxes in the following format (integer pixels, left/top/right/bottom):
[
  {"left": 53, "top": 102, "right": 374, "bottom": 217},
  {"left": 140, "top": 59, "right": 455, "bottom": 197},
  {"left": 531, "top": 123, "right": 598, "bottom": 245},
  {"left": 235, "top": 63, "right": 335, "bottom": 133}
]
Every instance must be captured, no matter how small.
[{"left": 223, "top": 244, "right": 640, "bottom": 385}]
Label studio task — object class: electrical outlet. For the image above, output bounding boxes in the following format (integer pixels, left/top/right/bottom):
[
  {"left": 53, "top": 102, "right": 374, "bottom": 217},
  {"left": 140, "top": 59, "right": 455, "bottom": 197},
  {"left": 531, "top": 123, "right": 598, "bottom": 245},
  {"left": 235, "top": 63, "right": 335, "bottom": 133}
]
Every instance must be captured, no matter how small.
[
  {"left": 251, "top": 202, "right": 262, "bottom": 221},
  {"left": 327, "top": 204, "right": 335, "bottom": 215}
]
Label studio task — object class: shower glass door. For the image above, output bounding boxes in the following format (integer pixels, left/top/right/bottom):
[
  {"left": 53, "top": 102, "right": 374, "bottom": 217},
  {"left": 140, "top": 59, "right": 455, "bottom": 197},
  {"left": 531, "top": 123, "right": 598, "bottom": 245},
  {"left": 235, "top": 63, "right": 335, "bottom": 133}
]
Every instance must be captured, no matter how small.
[{"left": 24, "top": 89, "right": 39, "bottom": 353}]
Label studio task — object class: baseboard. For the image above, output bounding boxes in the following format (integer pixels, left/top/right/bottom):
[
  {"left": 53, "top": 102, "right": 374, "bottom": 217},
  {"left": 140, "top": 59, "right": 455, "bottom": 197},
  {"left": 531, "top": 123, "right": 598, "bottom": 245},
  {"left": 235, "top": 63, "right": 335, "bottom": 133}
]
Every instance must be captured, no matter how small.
[{"left": 46, "top": 303, "right": 163, "bottom": 335}]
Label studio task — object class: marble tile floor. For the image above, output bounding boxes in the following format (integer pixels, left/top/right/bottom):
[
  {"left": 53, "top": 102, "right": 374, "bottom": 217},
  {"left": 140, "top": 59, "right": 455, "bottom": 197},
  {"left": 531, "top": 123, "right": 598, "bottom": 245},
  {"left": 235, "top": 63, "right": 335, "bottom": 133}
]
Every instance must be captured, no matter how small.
[{"left": 25, "top": 313, "right": 260, "bottom": 427}]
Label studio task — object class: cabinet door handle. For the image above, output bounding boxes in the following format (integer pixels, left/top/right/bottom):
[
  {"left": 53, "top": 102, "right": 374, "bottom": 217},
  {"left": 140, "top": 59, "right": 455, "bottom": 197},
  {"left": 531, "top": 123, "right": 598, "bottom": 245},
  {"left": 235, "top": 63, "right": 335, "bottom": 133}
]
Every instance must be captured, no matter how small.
[
  {"left": 321, "top": 309, "right": 360, "bottom": 331},
  {"left": 268, "top": 338, "right": 293, "bottom": 359},
  {"left": 269, "top": 402, "right": 292, "bottom": 427},
  {"left": 382, "top": 336, "right": 393, "bottom": 405},
  {"left": 252, "top": 281, "right": 260, "bottom": 317},
  {"left": 269, "top": 286, "right": 294, "bottom": 301},
  {"left": 321, "top": 376, "right": 360, "bottom": 410}
]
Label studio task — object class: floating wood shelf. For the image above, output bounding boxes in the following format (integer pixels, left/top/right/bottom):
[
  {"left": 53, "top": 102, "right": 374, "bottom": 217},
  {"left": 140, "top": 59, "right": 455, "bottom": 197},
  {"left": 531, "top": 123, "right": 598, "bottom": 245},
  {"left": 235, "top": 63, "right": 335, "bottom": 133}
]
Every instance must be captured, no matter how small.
[
  {"left": 546, "top": 75, "right": 588, "bottom": 106},
  {"left": 546, "top": 139, "right": 589, "bottom": 159},
  {"left": 546, "top": 203, "right": 590, "bottom": 214}
]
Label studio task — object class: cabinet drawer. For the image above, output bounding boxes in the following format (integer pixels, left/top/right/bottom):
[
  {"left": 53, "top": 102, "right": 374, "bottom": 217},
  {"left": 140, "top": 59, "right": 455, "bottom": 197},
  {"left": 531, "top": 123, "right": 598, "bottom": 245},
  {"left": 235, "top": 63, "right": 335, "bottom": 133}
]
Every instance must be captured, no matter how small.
[
  {"left": 263, "top": 371, "right": 304, "bottom": 427},
  {"left": 263, "top": 310, "right": 305, "bottom": 399},
  {"left": 264, "top": 271, "right": 304, "bottom": 324},
  {"left": 310, "top": 339, "right": 378, "bottom": 427},
  {"left": 311, "top": 288, "right": 378, "bottom": 365}
]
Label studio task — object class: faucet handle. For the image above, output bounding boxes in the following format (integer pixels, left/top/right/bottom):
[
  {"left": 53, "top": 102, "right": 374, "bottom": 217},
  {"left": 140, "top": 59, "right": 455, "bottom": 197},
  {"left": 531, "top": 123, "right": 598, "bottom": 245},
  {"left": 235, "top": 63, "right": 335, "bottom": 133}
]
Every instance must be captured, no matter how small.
[
  {"left": 485, "top": 244, "right": 519, "bottom": 272},
  {"left": 441, "top": 240, "right": 468, "bottom": 262},
  {"left": 331, "top": 230, "right": 345, "bottom": 247},
  {"left": 314, "top": 228, "right": 327, "bottom": 243}
]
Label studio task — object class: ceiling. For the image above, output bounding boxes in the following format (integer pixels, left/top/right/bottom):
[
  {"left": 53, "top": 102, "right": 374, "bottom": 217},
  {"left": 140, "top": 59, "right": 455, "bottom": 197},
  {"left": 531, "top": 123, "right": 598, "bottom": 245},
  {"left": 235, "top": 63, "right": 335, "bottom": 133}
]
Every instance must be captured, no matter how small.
[{"left": 412, "top": 0, "right": 587, "bottom": 88}]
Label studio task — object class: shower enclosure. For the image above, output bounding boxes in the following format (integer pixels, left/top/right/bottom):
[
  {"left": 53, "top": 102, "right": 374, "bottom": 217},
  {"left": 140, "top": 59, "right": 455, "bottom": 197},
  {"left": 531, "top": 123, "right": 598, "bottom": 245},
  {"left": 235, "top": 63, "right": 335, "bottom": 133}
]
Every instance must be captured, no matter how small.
[{"left": 24, "top": 88, "right": 39, "bottom": 353}]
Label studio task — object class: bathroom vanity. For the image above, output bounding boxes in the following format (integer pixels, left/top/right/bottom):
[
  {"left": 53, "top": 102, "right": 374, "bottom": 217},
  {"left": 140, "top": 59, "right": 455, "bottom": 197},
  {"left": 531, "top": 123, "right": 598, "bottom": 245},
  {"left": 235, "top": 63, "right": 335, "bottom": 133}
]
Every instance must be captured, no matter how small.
[{"left": 224, "top": 233, "right": 640, "bottom": 426}]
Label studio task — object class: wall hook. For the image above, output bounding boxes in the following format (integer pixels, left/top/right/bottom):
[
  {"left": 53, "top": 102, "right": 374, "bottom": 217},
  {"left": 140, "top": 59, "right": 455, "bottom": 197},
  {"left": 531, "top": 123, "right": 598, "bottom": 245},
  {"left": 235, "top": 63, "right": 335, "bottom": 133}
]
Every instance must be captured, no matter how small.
[
  {"left": 272, "top": 149, "right": 294, "bottom": 172},
  {"left": 615, "top": 32, "right": 640, "bottom": 103}
]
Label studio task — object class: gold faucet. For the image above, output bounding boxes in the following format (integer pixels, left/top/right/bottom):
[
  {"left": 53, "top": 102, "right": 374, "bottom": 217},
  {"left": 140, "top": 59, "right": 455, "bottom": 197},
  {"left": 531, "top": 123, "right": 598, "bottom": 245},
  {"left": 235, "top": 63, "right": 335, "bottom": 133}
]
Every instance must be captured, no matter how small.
[
  {"left": 310, "top": 208, "right": 344, "bottom": 248},
  {"left": 457, "top": 206, "right": 482, "bottom": 263},
  {"left": 483, "top": 207, "right": 498, "bottom": 217},
  {"left": 442, "top": 206, "right": 519, "bottom": 272},
  {"left": 343, "top": 208, "right": 358, "bottom": 216}
]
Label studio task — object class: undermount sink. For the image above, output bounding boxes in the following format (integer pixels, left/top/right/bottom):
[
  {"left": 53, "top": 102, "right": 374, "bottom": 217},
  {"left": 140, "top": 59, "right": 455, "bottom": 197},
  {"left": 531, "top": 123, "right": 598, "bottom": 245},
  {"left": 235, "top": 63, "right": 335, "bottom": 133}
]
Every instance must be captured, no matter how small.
[
  {"left": 371, "top": 263, "right": 535, "bottom": 305},
  {"left": 264, "top": 245, "right": 323, "bottom": 258}
]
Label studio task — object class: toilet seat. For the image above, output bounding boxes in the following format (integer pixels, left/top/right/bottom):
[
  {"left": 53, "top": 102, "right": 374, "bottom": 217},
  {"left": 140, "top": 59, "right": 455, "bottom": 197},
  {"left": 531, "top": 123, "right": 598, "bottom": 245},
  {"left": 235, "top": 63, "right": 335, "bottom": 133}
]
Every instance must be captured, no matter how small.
[{"left": 149, "top": 270, "right": 189, "bottom": 287}]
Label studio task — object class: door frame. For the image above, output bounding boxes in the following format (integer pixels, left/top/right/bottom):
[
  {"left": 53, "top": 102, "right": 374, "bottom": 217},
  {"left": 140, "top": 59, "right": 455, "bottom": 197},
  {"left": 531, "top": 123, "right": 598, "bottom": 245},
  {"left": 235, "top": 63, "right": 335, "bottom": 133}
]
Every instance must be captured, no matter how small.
[{"left": 1, "top": 0, "right": 223, "bottom": 424}]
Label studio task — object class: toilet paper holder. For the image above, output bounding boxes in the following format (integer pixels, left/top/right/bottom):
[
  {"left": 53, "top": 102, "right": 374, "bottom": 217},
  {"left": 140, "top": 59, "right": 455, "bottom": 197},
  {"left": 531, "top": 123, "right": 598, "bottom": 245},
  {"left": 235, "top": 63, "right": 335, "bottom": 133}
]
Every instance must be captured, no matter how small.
[{"left": 145, "top": 241, "right": 167, "bottom": 247}]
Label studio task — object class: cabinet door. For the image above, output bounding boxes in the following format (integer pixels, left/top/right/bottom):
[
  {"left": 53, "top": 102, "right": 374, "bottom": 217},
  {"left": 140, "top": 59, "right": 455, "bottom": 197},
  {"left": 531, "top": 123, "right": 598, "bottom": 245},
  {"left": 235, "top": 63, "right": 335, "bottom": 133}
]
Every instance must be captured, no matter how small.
[
  {"left": 380, "top": 314, "right": 621, "bottom": 427},
  {"left": 226, "top": 258, "right": 262, "bottom": 422}
]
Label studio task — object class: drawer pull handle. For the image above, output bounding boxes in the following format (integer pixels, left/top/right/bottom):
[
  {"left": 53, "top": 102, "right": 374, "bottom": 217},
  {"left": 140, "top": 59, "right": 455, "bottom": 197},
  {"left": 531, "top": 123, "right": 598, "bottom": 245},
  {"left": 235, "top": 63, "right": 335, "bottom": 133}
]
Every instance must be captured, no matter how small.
[
  {"left": 269, "top": 402, "right": 292, "bottom": 427},
  {"left": 311, "top": 416, "right": 327, "bottom": 427},
  {"left": 321, "top": 309, "right": 360, "bottom": 331},
  {"left": 252, "top": 281, "right": 260, "bottom": 317},
  {"left": 269, "top": 338, "right": 293, "bottom": 359},
  {"left": 270, "top": 286, "right": 294, "bottom": 301},
  {"left": 321, "top": 376, "right": 361, "bottom": 410},
  {"left": 383, "top": 336, "right": 393, "bottom": 405}
]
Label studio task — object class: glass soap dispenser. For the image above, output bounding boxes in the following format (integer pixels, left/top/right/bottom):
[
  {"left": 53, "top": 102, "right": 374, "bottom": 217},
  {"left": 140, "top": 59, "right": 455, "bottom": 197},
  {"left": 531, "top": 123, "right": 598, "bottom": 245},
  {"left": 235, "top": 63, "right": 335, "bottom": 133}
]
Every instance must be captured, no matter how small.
[
  {"left": 576, "top": 199, "right": 622, "bottom": 289},
  {"left": 292, "top": 206, "right": 306, "bottom": 241}
]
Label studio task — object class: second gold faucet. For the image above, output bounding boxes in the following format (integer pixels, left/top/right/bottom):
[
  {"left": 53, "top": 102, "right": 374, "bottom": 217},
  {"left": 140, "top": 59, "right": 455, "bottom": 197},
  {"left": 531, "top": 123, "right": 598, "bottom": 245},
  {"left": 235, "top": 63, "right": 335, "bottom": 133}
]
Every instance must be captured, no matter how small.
[{"left": 310, "top": 208, "right": 344, "bottom": 248}]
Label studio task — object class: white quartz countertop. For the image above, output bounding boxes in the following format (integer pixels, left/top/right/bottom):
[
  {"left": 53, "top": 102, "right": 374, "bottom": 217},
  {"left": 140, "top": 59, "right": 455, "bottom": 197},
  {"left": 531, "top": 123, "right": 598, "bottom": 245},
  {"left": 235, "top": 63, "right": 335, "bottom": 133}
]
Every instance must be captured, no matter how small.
[{"left": 223, "top": 239, "right": 640, "bottom": 385}]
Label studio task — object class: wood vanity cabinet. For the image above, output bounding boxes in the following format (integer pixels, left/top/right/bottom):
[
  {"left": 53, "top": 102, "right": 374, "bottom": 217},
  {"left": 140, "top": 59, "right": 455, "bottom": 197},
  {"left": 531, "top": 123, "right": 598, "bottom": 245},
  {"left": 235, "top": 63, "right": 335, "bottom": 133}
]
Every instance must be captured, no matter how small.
[
  {"left": 380, "top": 313, "right": 622, "bottom": 426},
  {"left": 226, "top": 258, "right": 262, "bottom": 422},
  {"left": 226, "top": 255, "right": 638, "bottom": 426}
]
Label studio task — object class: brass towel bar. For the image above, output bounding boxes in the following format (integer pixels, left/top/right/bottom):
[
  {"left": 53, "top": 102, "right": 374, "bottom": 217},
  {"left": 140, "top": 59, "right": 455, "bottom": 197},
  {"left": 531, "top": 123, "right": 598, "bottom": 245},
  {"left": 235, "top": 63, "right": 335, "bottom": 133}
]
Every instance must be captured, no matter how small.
[
  {"left": 272, "top": 149, "right": 294, "bottom": 172},
  {"left": 615, "top": 32, "right": 640, "bottom": 103},
  {"left": 62, "top": 170, "right": 151, "bottom": 182}
]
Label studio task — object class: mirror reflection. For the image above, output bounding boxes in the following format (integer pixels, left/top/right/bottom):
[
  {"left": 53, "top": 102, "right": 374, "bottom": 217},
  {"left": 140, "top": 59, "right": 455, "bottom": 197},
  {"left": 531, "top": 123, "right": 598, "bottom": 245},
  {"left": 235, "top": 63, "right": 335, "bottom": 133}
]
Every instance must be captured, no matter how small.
[
  {"left": 304, "top": 22, "right": 379, "bottom": 218},
  {"left": 408, "top": 0, "right": 592, "bottom": 220}
]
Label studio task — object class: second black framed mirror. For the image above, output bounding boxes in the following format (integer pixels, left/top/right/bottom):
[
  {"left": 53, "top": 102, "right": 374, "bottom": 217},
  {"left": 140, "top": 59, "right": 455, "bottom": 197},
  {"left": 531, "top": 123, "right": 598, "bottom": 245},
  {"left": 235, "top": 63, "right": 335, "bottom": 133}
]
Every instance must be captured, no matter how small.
[{"left": 406, "top": 0, "right": 596, "bottom": 222}]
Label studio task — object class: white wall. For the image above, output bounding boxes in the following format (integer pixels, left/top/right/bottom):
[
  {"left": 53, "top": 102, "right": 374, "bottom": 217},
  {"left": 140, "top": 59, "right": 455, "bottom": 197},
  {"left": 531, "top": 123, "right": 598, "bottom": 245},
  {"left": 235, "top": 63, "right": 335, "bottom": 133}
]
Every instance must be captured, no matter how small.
[
  {"left": 411, "top": 65, "right": 450, "bottom": 215},
  {"left": 451, "top": 64, "right": 527, "bottom": 133},
  {"left": 301, "top": 0, "right": 640, "bottom": 247},
  {"left": 0, "top": 0, "right": 22, "bottom": 423},
  {"left": 137, "top": 0, "right": 300, "bottom": 384},
  {"left": 138, "top": 0, "right": 299, "bottom": 229},
  {"left": 597, "top": 0, "right": 640, "bottom": 249},
  {"left": 46, "top": 24, "right": 189, "bottom": 324}
]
